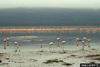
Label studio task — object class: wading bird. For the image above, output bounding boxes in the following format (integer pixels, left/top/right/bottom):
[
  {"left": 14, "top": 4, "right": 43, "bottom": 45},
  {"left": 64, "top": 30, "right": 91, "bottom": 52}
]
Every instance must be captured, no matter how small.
[
  {"left": 40, "top": 40, "right": 43, "bottom": 48},
  {"left": 49, "top": 42, "right": 54, "bottom": 46},
  {"left": 76, "top": 37, "right": 86, "bottom": 50},
  {"left": 56, "top": 38, "right": 61, "bottom": 47},
  {"left": 81, "top": 40, "right": 86, "bottom": 50},
  {"left": 6, "top": 37, "right": 9, "bottom": 46},
  {"left": 83, "top": 37, "right": 91, "bottom": 48},
  {"left": 14, "top": 41, "right": 20, "bottom": 53},
  {"left": 3, "top": 37, "right": 9, "bottom": 50},
  {"left": 87, "top": 39, "right": 91, "bottom": 47},
  {"left": 76, "top": 37, "right": 91, "bottom": 50},
  {"left": 61, "top": 41, "right": 66, "bottom": 53},
  {"left": 48, "top": 42, "right": 54, "bottom": 52},
  {"left": 76, "top": 37, "right": 82, "bottom": 47},
  {"left": 61, "top": 41, "right": 66, "bottom": 44}
]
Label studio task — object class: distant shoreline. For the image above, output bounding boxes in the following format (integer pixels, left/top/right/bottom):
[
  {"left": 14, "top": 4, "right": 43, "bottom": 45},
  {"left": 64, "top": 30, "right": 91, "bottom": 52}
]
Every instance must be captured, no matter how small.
[{"left": 0, "top": 26, "right": 100, "bottom": 33}]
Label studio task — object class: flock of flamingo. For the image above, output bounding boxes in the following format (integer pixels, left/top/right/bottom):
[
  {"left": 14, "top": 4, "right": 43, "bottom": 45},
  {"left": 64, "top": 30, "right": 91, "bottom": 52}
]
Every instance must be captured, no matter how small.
[
  {"left": 3, "top": 37, "right": 20, "bottom": 53},
  {"left": 2, "top": 35, "right": 91, "bottom": 53},
  {"left": 0, "top": 26, "right": 97, "bottom": 53}
]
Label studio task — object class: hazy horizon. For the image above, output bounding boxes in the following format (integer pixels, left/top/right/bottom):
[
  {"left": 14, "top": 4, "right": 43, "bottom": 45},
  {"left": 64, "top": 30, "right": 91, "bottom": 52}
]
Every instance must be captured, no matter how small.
[{"left": 0, "top": 0, "right": 100, "bottom": 9}]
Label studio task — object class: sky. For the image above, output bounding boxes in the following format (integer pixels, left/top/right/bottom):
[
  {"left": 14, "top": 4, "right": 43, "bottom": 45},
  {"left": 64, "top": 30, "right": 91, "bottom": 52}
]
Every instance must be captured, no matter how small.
[{"left": 0, "top": 0, "right": 100, "bottom": 9}]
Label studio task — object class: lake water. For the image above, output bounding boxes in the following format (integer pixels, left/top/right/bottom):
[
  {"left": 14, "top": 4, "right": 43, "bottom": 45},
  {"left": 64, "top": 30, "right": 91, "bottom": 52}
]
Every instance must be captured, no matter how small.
[{"left": 0, "top": 32, "right": 100, "bottom": 48}]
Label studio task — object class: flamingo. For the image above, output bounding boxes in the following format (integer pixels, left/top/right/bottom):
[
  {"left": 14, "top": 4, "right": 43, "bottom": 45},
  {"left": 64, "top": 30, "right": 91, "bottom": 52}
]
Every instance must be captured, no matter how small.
[
  {"left": 3, "top": 37, "right": 10, "bottom": 49},
  {"left": 76, "top": 37, "right": 82, "bottom": 47},
  {"left": 81, "top": 40, "right": 85, "bottom": 50},
  {"left": 87, "top": 39, "right": 91, "bottom": 47},
  {"left": 14, "top": 41, "right": 20, "bottom": 53},
  {"left": 49, "top": 42, "right": 54, "bottom": 46},
  {"left": 83, "top": 37, "right": 91, "bottom": 47},
  {"left": 76, "top": 37, "right": 86, "bottom": 50},
  {"left": 61, "top": 41, "right": 66, "bottom": 53},
  {"left": 6, "top": 37, "right": 9, "bottom": 46},
  {"left": 57, "top": 38, "right": 60, "bottom": 41},
  {"left": 3, "top": 38, "right": 7, "bottom": 49},
  {"left": 40, "top": 40, "right": 43, "bottom": 48},
  {"left": 48, "top": 42, "right": 54, "bottom": 52},
  {"left": 61, "top": 41, "right": 66, "bottom": 44},
  {"left": 56, "top": 37, "right": 60, "bottom": 47}
]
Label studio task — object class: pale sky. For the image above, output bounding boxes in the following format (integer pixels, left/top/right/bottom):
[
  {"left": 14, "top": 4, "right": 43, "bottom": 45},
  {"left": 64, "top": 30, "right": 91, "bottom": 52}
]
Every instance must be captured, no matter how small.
[{"left": 0, "top": 0, "right": 100, "bottom": 9}]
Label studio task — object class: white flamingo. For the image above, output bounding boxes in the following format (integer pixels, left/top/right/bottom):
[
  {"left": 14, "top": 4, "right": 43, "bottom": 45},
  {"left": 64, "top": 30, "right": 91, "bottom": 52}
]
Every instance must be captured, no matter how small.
[
  {"left": 61, "top": 41, "right": 66, "bottom": 53},
  {"left": 81, "top": 40, "right": 86, "bottom": 50},
  {"left": 76, "top": 37, "right": 82, "bottom": 47},
  {"left": 49, "top": 42, "right": 54, "bottom": 46},
  {"left": 3, "top": 38, "right": 7, "bottom": 49},
  {"left": 6, "top": 37, "right": 9, "bottom": 46},
  {"left": 3, "top": 37, "right": 9, "bottom": 50},
  {"left": 62, "top": 41, "right": 66, "bottom": 44},
  {"left": 57, "top": 38, "right": 60, "bottom": 41},
  {"left": 49, "top": 42, "right": 54, "bottom": 52},
  {"left": 83, "top": 37, "right": 87, "bottom": 40},
  {"left": 14, "top": 41, "right": 20, "bottom": 53},
  {"left": 40, "top": 40, "right": 43, "bottom": 48},
  {"left": 87, "top": 39, "right": 91, "bottom": 47},
  {"left": 56, "top": 37, "right": 60, "bottom": 47}
]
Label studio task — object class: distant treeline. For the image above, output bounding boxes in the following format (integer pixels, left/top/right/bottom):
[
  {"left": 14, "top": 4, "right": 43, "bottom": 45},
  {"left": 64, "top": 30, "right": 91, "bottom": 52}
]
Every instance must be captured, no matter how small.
[{"left": 0, "top": 8, "right": 100, "bottom": 26}]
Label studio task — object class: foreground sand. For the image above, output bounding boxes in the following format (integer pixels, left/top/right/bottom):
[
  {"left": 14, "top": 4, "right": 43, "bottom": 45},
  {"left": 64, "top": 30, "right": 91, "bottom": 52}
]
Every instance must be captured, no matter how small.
[{"left": 0, "top": 45, "right": 100, "bottom": 67}]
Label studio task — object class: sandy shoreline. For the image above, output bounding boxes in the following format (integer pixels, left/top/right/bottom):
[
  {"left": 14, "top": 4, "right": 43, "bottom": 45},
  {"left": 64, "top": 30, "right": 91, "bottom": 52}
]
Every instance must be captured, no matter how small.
[{"left": 0, "top": 45, "right": 100, "bottom": 67}]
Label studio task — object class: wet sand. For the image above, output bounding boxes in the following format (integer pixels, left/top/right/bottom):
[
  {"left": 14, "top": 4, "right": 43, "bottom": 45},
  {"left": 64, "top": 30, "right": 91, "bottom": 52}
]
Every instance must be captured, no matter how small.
[{"left": 0, "top": 45, "right": 100, "bottom": 67}]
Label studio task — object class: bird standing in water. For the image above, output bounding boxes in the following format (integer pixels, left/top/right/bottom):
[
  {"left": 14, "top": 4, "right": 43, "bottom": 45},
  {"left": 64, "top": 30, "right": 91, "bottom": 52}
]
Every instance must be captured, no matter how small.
[
  {"left": 3, "top": 37, "right": 9, "bottom": 50},
  {"left": 76, "top": 37, "right": 91, "bottom": 50},
  {"left": 76, "top": 38, "right": 82, "bottom": 47},
  {"left": 56, "top": 38, "right": 61, "bottom": 47},
  {"left": 61, "top": 41, "right": 66, "bottom": 53},
  {"left": 14, "top": 41, "right": 20, "bottom": 53},
  {"left": 83, "top": 37, "right": 91, "bottom": 47},
  {"left": 49, "top": 42, "right": 54, "bottom": 52}
]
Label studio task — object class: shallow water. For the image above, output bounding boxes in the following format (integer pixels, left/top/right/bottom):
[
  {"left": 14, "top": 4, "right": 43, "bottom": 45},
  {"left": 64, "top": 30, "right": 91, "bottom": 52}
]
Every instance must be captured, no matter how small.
[{"left": 0, "top": 32, "right": 100, "bottom": 47}]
